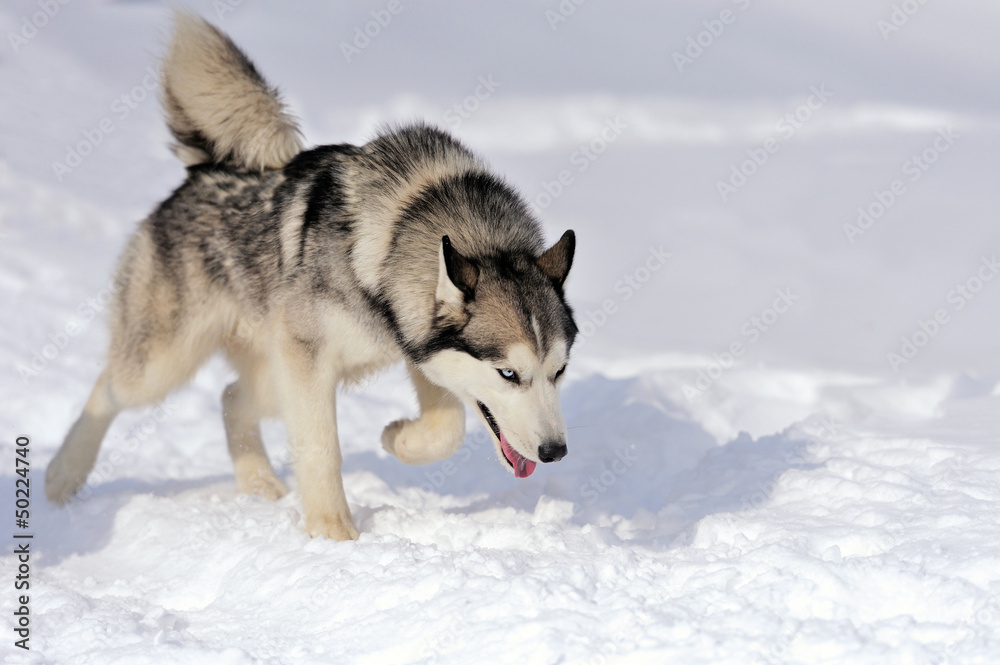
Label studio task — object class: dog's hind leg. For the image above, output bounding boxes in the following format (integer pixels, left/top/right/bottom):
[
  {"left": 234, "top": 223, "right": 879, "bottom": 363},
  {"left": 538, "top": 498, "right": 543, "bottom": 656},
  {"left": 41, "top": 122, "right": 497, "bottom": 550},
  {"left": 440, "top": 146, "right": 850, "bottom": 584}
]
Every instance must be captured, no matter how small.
[
  {"left": 382, "top": 363, "right": 466, "bottom": 465},
  {"left": 46, "top": 335, "right": 209, "bottom": 503},
  {"left": 222, "top": 376, "right": 287, "bottom": 501},
  {"left": 47, "top": 284, "right": 221, "bottom": 503},
  {"left": 46, "top": 370, "right": 120, "bottom": 503}
]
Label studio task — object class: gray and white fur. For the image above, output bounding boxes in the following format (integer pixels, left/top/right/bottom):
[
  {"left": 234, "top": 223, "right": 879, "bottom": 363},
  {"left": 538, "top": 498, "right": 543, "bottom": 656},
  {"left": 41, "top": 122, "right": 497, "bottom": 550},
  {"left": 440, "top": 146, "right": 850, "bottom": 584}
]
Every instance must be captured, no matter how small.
[{"left": 45, "top": 11, "right": 578, "bottom": 540}]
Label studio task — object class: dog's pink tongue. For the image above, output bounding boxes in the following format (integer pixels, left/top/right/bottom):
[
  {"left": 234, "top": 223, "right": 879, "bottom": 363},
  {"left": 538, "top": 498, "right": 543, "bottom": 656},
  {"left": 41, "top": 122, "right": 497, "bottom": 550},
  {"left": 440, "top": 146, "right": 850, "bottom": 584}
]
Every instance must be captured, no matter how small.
[{"left": 500, "top": 433, "right": 536, "bottom": 478}]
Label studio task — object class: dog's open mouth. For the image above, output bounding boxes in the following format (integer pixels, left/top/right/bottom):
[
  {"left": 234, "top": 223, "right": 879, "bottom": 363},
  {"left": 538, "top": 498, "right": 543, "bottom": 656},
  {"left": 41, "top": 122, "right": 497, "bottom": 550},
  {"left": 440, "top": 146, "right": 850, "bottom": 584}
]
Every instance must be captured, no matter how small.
[{"left": 477, "top": 401, "right": 536, "bottom": 479}]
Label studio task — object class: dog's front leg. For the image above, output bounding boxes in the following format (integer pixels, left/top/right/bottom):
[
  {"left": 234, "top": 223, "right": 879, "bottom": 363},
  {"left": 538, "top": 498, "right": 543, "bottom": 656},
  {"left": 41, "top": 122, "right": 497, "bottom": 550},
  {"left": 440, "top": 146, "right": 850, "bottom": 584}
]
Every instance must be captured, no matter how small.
[
  {"left": 271, "top": 335, "right": 358, "bottom": 541},
  {"left": 382, "top": 363, "right": 466, "bottom": 465}
]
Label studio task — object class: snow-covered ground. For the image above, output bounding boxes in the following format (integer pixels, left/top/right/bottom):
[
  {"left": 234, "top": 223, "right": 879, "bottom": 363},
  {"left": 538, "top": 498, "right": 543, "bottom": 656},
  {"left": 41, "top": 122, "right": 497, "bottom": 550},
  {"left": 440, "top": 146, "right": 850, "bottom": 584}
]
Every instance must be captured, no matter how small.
[{"left": 3, "top": 1, "right": 1000, "bottom": 663}]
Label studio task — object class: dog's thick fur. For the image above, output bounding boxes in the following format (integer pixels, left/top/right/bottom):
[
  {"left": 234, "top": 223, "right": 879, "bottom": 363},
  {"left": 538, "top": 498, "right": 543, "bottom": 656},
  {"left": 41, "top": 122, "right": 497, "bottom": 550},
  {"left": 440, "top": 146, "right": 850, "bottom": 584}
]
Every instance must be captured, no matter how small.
[{"left": 45, "top": 12, "right": 578, "bottom": 540}]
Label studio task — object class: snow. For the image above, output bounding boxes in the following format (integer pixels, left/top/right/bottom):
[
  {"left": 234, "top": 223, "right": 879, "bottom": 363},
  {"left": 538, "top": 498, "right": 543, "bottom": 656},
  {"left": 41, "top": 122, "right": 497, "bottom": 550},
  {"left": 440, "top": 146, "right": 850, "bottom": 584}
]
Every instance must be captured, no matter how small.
[{"left": 3, "top": 0, "right": 1000, "bottom": 663}]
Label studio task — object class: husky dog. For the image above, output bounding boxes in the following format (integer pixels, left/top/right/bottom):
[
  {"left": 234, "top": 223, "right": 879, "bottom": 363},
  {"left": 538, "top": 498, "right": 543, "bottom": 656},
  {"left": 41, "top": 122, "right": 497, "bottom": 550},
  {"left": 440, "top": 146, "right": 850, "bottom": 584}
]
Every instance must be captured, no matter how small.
[{"left": 45, "top": 12, "right": 578, "bottom": 540}]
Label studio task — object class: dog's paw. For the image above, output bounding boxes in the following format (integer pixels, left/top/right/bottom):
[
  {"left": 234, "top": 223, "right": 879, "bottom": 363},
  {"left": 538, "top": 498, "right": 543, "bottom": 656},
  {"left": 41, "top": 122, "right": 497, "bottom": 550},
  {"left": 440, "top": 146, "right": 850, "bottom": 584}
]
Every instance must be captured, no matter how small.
[
  {"left": 237, "top": 470, "right": 288, "bottom": 501},
  {"left": 234, "top": 456, "right": 287, "bottom": 501},
  {"left": 382, "top": 417, "right": 460, "bottom": 465},
  {"left": 381, "top": 418, "right": 412, "bottom": 459},
  {"left": 382, "top": 418, "right": 438, "bottom": 463},
  {"left": 45, "top": 455, "right": 86, "bottom": 504},
  {"left": 306, "top": 511, "right": 359, "bottom": 541}
]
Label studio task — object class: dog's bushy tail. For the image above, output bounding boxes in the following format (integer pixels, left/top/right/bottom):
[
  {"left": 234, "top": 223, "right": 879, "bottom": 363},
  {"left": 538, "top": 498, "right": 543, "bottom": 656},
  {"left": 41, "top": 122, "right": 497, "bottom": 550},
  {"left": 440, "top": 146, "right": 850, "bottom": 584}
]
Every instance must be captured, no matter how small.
[{"left": 162, "top": 11, "right": 302, "bottom": 171}]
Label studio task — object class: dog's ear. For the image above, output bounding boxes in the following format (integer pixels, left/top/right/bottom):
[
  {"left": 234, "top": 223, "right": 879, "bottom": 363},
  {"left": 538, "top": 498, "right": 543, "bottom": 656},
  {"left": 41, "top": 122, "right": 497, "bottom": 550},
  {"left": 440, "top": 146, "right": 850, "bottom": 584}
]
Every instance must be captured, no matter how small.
[
  {"left": 436, "top": 236, "right": 479, "bottom": 314},
  {"left": 537, "top": 230, "right": 575, "bottom": 293}
]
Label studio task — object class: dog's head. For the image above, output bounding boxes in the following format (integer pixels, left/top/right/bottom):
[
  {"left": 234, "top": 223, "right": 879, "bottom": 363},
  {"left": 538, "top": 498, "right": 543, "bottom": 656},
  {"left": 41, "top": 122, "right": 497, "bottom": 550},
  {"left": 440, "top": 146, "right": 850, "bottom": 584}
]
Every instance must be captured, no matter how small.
[{"left": 417, "top": 232, "right": 577, "bottom": 477}]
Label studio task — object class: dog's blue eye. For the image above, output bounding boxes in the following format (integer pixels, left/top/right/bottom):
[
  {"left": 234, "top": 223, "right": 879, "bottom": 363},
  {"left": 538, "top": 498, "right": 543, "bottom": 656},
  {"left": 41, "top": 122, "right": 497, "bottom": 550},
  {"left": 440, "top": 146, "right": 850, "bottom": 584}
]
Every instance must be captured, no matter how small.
[{"left": 498, "top": 368, "right": 518, "bottom": 382}]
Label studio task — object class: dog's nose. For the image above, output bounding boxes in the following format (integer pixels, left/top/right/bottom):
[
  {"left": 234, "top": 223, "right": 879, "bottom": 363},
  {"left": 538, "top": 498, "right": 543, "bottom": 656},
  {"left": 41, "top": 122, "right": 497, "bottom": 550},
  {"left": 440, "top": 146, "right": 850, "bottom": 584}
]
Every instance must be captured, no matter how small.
[{"left": 538, "top": 439, "right": 567, "bottom": 463}]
